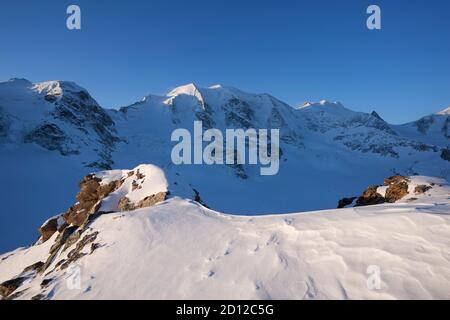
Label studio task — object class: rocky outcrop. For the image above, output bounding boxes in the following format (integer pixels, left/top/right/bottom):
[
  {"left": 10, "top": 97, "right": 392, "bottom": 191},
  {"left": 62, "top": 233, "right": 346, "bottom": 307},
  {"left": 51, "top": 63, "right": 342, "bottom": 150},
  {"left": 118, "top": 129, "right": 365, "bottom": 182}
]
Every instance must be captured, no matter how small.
[
  {"left": 337, "top": 197, "right": 357, "bottom": 209},
  {"left": 352, "top": 175, "right": 412, "bottom": 207},
  {"left": 63, "top": 175, "right": 122, "bottom": 226},
  {"left": 0, "top": 262, "right": 45, "bottom": 299},
  {"left": 39, "top": 218, "right": 60, "bottom": 242},
  {"left": 415, "top": 185, "right": 432, "bottom": 194},
  {"left": 24, "top": 123, "right": 79, "bottom": 156},
  {"left": 384, "top": 176, "right": 410, "bottom": 203},
  {"left": 0, "top": 277, "right": 27, "bottom": 298},
  {"left": 441, "top": 149, "right": 450, "bottom": 162},
  {"left": 385, "top": 181, "right": 409, "bottom": 203},
  {"left": 355, "top": 186, "right": 385, "bottom": 207},
  {"left": 118, "top": 192, "right": 168, "bottom": 212}
]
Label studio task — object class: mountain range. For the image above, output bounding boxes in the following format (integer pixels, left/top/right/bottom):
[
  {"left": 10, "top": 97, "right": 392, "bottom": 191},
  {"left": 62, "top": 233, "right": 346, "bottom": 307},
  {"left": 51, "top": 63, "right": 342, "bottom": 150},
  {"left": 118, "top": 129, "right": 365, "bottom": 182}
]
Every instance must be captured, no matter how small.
[{"left": 0, "top": 78, "right": 449, "bottom": 253}]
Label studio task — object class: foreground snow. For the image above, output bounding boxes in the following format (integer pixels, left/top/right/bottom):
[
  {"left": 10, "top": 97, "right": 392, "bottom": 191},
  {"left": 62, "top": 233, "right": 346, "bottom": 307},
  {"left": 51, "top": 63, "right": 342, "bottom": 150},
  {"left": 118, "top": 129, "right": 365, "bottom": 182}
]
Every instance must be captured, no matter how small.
[{"left": 1, "top": 176, "right": 449, "bottom": 300}]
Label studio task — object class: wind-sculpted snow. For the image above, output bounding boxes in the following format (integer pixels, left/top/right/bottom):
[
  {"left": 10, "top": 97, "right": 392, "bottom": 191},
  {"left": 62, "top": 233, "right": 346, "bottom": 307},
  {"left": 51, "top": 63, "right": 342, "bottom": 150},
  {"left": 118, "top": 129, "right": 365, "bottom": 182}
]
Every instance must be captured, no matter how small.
[{"left": 1, "top": 174, "right": 449, "bottom": 300}]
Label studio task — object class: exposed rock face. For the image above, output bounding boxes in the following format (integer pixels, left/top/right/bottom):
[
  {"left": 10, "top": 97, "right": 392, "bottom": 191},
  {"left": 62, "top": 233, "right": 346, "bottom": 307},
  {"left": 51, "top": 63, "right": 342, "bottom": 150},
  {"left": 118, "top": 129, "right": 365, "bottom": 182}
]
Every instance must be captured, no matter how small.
[
  {"left": 60, "top": 232, "right": 99, "bottom": 270},
  {"left": 63, "top": 175, "right": 121, "bottom": 226},
  {"left": 442, "top": 149, "right": 450, "bottom": 162},
  {"left": 0, "top": 277, "right": 27, "bottom": 298},
  {"left": 383, "top": 176, "right": 410, "bottom": 203},
  {"left": 385, "top": 182, "right": 409, "bottom": 203},
  {"left": 384, "top": 175, "right": 409, "bottom": 186},
  {"left": 24, "top": 123, "right": 79, "bottom": 156},
  {"left": 337, "top": 197, "right": 357, "bottom": 209},
  {"left": 118, "top": 192, "right": 168, "bottom": 212},
  {"left": 39, "top": 218, "right": 59, "bottom": 242},
  {"left": 415, "top": 185, "right": 432, "bottom": 194},
  {"left": 0, "top": 108, "right": 9, "bottom": 138},
  {"left": 355, "top": 186, "right": 385, "bottom": 207},
  {"left": 0, "top": 261, "right": 45, "bottom": 298}
]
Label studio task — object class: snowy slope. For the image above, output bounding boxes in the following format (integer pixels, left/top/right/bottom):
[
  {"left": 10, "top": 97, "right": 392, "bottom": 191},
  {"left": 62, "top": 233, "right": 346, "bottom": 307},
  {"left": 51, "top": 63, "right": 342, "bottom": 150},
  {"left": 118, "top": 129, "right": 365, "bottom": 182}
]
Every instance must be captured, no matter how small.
[
  {"left": 392, "top": 107, "right": 450, "bottom": 149},
  {"left": 1, "top": 172, "right": 449, "bottom": 300}
]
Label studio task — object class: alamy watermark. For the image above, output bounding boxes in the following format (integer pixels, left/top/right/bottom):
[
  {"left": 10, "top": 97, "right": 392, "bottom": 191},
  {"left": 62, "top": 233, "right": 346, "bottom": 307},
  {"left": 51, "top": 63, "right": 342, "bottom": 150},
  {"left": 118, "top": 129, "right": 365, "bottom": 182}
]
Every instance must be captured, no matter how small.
[
  {"left": 367, "top": 5, "right": 381, "bottom": 30},
  {"left": 171, "top": 121, "right": 280, "bottom": 176},
  {"left": 66, "top": 5, "right": 81, "bottom": 30}
]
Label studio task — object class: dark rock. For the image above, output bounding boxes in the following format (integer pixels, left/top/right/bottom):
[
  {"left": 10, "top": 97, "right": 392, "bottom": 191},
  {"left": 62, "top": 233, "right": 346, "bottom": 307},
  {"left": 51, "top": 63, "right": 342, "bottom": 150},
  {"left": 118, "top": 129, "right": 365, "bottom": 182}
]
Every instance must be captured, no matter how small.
[
  {"left": 414, "top": 185, "right": 432, "bottom": 194},
  {"left": 441, "top": 149, "right": 450, "bottom": 162},
  {"left": 22, "top": 261, "right": 44, "bottom": 274},
  {"left": 40, "top": 278, "right": 54, "bottom": 288},
  {"left": 31, "top": 294, "right": 46, "bottom": 300},
  {"left": 337, "top": 197, "right": 357, "bottom": 209},
  {"left": 60, "top": 232, "right": 99, "bottom": 270},
  {"left": 24, "top": 123, "right": 79, "bottom": 156},
  {"left": 0, "top": 277, "right": 27, "bottom": 298}
]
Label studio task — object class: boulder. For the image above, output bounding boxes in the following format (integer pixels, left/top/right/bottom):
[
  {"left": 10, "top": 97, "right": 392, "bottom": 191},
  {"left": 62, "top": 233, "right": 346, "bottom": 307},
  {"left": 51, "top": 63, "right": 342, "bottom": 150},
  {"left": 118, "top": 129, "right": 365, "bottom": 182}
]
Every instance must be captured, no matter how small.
[
  {"left": 441, "top": 149, "right": 450, "bottom": 162},
  {"left": 337, "top": 197, "right": 357, "bottom": 209},
  {"left": 355, "top": 186, "right": 385, "bottom": 207},
  {"left": 385, "top": 181, "right": 409, "bottom": 203},
  {"left": 414, "top": 185, "right": 432, "bottom": 194},
  {"left": 0, "top": 277, "right": 27, "bottom": 298},
  {"left": 39, "top": 218, "right": 58, "bottom": 242}
]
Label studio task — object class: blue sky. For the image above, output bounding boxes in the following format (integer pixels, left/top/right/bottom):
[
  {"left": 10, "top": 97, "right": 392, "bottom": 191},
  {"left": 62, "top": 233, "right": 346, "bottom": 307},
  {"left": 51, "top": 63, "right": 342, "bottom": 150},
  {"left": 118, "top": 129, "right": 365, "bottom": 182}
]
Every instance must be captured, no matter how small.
[{"left": 0, "top": 0, "right": 449, "bottom": 123}]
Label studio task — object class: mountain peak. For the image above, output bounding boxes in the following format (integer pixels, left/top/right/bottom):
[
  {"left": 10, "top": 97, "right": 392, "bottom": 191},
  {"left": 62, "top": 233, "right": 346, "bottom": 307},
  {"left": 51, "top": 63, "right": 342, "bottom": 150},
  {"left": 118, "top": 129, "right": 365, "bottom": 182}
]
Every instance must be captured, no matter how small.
[
  {"left": 436, "top": 106, "right": 450, "bottom": 116},
  {"left": 167, "top": 83, "right": 201, "bottom": 97},
  {"left": 297, "top": 100, "right": 344, "bottom": 110}
]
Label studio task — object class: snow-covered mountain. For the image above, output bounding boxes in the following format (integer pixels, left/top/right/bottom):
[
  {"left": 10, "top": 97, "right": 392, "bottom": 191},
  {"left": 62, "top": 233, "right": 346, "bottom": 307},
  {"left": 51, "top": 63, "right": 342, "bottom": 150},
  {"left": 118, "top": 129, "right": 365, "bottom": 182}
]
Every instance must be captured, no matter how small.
[
  {"left": 0, "top": 79, "right": 449, "bottom": 254},
  {"left": 1, "top": 165, "right": 449, "bottom": 300},
  {"left": 392, "top": 107, "right": 450, "bottom": 150}
]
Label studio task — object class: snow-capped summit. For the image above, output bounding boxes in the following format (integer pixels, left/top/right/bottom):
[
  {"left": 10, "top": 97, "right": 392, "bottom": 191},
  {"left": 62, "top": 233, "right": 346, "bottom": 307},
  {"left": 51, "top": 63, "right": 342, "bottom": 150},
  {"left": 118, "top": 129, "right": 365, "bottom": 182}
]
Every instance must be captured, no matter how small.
[
  {"left": 0, "top": 78, "right": 119, "bottom": 167},
  {"left": 436, "top": 106, "right": 450, "bottom": 115}
]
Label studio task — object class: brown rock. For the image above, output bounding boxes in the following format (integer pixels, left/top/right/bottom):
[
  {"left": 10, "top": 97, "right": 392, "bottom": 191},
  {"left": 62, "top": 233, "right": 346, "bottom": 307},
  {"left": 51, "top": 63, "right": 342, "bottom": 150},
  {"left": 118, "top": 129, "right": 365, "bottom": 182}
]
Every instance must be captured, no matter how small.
[
  {"left": 63, "top": 175, "right": 122, "bottom": 226},
  {"left": 355, "top": 186, "right": 385, "bottom": 207},
  {"left": 384, "top": 175, "right": 409, "bottom": 186},
  {"left": 39, "top": 218, "right": 58, "bottom": 242},
  {"left": 385, "top": 181, "right": 409, "bottom": 203},
  {"left": 118, "top": 192, "right": 168, "bottom": 212}
]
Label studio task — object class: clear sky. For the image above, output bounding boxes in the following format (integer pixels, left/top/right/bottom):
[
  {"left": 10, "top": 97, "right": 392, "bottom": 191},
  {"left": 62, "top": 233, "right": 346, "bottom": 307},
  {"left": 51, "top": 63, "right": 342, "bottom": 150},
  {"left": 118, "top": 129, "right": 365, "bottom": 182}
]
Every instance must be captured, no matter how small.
[{"left": 0, "top": 0, "right": 449, "bottom": 124}]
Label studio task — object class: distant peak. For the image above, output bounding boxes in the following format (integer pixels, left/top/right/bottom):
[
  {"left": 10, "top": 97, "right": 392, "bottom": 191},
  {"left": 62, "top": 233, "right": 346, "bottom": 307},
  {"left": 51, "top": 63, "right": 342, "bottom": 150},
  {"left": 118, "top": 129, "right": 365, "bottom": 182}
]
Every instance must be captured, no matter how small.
[
  {"left": 436, "top": 106, "right": 450, "bottom": 116},
  {"left": 167, "top": 83, "right": 200, "bottom": 97},
  {"left": 297, "top": 100, "right": 344, "bottom": 109},
  {"left": 32, "top": 80, "right": 88, "bottom": 96},
  {"left": 371, "top": 111, "right": 384, "bottom": 121}
]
